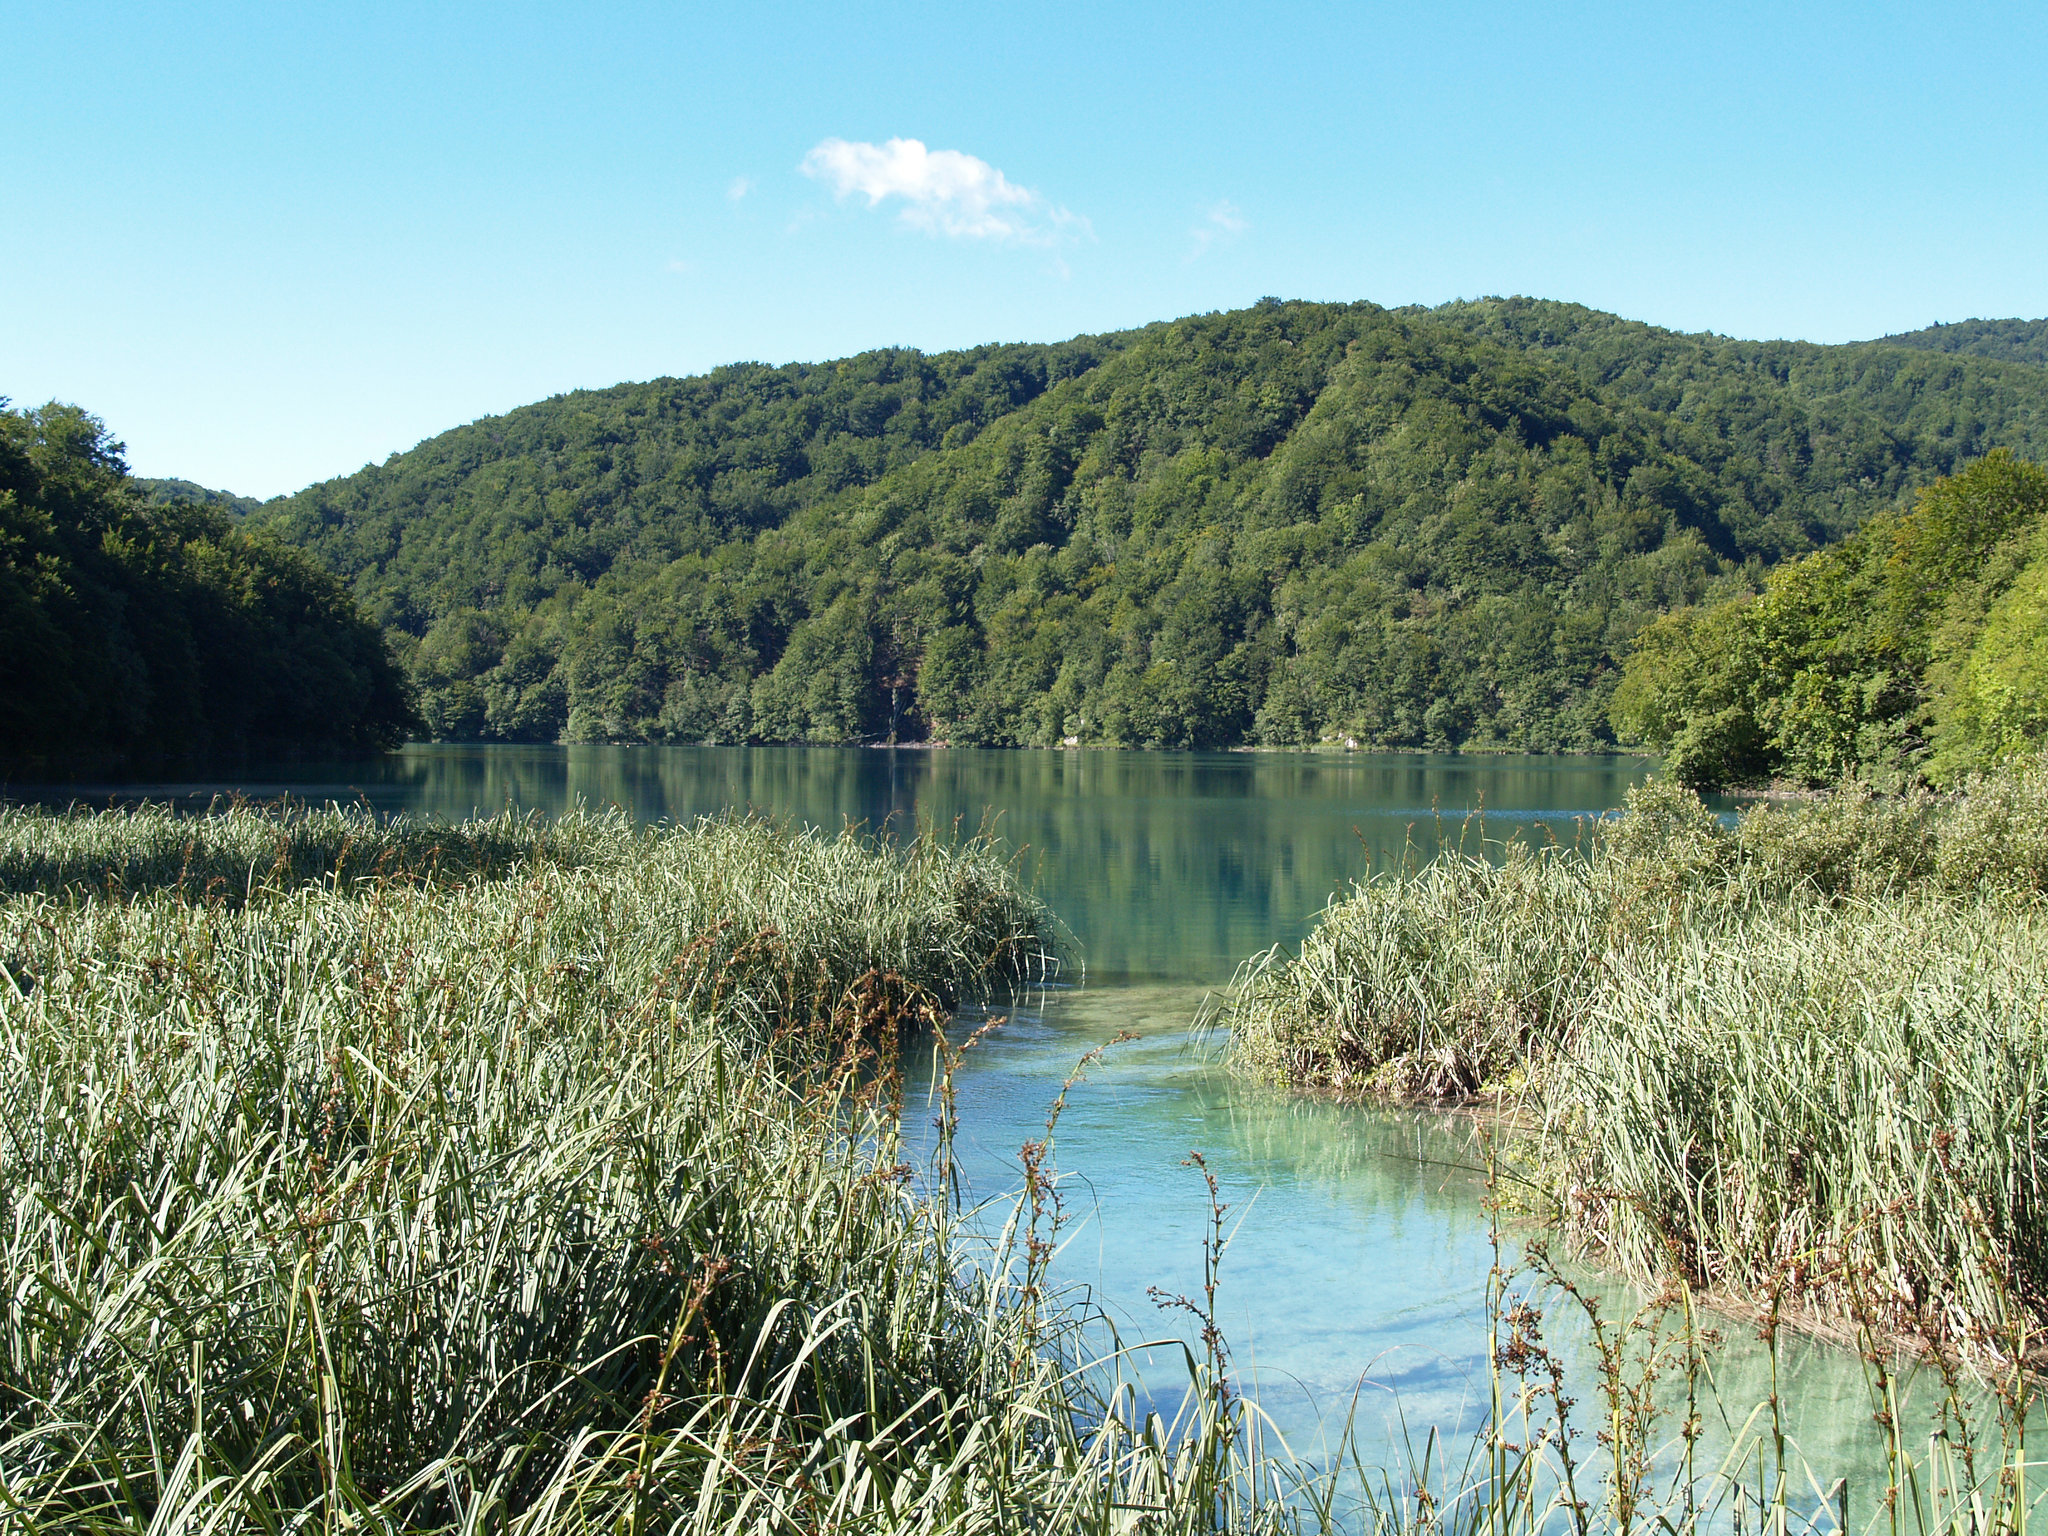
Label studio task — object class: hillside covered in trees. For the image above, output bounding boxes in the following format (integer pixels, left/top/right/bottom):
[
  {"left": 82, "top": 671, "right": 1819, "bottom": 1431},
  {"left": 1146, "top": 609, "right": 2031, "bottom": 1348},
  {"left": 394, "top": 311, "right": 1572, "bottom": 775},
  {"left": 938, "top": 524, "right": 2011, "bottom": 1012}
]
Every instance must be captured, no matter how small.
[
  {"left": 1872, "top": 318, "right": 2048, "bottom": 370},
  {"left": 136, "top": 476, "right": 266, "bottom": 519},
  {"left": 1, "top": 401, "right": 417, "bottom": 761},
  {"left": 248, "top": 298, "right": 2048, "bottom": 751},
  {"left": 1613, "top": 450, "right": 2048, "bottom": 789}
]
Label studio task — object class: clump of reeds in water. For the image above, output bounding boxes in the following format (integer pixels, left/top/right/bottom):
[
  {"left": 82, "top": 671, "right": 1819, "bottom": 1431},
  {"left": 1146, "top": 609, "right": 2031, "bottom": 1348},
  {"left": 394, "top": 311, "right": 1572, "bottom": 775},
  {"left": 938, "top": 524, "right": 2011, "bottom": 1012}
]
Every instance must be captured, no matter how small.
[
  {"left": 0, "top": 804, "right": 1299, "bottom": 1533},
  {"left": 1352, "top": 1197, "right": 2048, "bottom": 1536},
  {"left": 1212, "top": 753, "right": 2048, "bottom": 1358},
  {"left": 0, "top": 798, "right": 615, "bottom": 902}
]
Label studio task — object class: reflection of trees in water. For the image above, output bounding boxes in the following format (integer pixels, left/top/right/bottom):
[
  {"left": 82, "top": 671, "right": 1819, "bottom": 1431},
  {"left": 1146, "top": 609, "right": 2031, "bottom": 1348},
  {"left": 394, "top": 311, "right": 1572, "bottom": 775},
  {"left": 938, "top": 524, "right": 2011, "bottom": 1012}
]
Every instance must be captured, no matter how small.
[{"left": 354, "top": 746, "right": 1650, "bottom": 979}]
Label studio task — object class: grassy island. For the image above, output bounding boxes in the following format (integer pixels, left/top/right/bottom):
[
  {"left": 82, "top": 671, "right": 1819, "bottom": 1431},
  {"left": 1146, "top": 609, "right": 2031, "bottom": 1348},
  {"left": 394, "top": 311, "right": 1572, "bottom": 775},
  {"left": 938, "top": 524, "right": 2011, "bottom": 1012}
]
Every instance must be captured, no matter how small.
[{"left": 1216, "top": 756, "right": 2048, "bottom": 1359}]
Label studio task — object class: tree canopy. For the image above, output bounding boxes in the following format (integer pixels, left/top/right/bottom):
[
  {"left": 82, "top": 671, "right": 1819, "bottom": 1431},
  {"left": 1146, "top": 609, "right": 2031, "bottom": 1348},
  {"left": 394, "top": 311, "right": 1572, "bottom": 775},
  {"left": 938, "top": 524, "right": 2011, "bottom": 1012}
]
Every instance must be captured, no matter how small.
[
  {"left": 1611, "top": 450, "right": 2048, "bottom": 788},
  {"left": 1872, "top": 317, "right": 2048, "bottom": 370},
  {"left": 135, "top": 476, "right": 265, "bottom": 519},
  {"left": 241, "top": 298, "right": 2048, "bottom": 752},
  {"left": 1, "top": 401, "right": 418, "bottom": 761}
]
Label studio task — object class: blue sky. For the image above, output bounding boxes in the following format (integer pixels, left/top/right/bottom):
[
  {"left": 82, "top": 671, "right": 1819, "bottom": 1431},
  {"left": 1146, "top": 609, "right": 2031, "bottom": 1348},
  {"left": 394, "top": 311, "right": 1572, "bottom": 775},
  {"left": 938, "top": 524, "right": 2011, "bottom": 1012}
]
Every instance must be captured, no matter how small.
[{"left": 7, "top": 0, "right": 2045, "bottom": 497}]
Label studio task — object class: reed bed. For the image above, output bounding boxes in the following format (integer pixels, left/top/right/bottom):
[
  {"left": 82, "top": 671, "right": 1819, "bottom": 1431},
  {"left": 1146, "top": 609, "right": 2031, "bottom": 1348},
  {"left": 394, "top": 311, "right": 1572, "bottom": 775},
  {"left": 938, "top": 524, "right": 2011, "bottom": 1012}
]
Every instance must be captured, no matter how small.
[
  {"left": 0, "top": 800, "right": 613, "bottom": 902},
  {"left": 11, "top": 798, "right": 2048, "bottom": 1534},
  {"left": 1214, "top": 756, "right": 2048, "bottom": 1355},
  {"left": 0, "top": 806, "right": 1306, "bottom": 1534},
  {"left": 1552, "top": 895, "right": 2048, "bottom": 1346}
]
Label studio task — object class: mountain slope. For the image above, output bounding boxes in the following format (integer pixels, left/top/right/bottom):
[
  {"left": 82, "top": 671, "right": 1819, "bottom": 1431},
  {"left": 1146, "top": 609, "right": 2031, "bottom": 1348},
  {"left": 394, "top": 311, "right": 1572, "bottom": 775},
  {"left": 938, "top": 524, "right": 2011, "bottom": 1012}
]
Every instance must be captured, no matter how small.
[
  {"left": 136, "top": 477, "right": 266, "bottom": 519},
  {"left": 1422, "top": 298, "right": 2048, "bottom": 548},
  {"left": 259, "top": 339, "right": 1117, "bottom": 635},
  {"left": 1871, "top": 318, "right": 2048, "bottom": 369},
  {"left": 249, "top": 298, "right": 2048, "bottom": 751}
]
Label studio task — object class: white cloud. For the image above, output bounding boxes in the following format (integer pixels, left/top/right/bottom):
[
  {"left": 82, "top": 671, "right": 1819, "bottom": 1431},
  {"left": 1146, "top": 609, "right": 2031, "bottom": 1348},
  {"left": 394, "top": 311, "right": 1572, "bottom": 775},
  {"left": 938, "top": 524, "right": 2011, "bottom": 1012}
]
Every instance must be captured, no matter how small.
[
  {"left": 1189, "top": 200, "right": 1249, "bottom": 260},
  {"left": 799, "top": 136, "right": 1084, "bottom": 244},
  {"left": 727, "top": 175, "right": 753, "bottom": 202}
]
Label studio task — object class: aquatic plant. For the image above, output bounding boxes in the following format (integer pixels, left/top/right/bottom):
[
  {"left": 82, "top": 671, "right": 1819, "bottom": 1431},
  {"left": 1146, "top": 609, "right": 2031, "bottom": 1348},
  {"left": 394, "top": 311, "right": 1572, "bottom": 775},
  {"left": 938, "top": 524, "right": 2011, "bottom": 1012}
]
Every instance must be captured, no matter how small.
[
  {"left": 1214, "top": 755, "right": 2048, "bottom": 1353},
  {"left": 6, "top": 799, "right": 2045, "bottom": 1533},
  {"left": 0, "top": 807, "right": 1215, "bottom": 1533},
  {"left": 1342, "top": 1203, "right": 2048, "bottom": 1536},
  {"left": 0, "top": 798, "right": 609, "bottom": 901}
]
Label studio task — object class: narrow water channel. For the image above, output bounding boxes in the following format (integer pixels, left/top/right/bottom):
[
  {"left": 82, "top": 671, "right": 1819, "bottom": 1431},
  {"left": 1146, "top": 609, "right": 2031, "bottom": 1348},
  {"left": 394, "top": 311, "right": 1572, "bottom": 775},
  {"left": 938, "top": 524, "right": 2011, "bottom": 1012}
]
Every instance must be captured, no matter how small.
[{"left": 10, "top": 744, "right": 1969, "bottom": 1495}]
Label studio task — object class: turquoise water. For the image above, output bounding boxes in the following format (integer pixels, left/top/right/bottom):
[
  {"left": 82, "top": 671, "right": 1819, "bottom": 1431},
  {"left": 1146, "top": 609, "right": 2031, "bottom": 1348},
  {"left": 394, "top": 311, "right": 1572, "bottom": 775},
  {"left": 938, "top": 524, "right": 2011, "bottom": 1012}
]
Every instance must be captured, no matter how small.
[
  {"left": 8, "top": 744, "right": 1963, "bottom": 1494},
  {"left": 14, "top": 743, "right": 1643, "bottom": 979}
]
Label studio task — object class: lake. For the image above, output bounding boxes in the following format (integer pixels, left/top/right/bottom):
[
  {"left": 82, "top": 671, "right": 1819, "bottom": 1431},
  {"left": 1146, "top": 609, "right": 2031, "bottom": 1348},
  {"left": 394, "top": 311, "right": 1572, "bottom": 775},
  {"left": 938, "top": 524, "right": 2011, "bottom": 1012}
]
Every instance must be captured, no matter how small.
[{"left": 8, "top": 744, "right": 1932, "bottom": 1494}]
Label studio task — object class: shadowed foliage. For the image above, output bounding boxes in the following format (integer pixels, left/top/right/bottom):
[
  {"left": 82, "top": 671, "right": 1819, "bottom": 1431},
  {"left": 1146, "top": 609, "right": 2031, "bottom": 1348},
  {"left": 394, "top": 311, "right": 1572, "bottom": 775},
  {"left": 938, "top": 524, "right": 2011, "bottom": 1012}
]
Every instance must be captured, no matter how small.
[{"left": 1, "top": 401, "right": 418, "bottom": 761}]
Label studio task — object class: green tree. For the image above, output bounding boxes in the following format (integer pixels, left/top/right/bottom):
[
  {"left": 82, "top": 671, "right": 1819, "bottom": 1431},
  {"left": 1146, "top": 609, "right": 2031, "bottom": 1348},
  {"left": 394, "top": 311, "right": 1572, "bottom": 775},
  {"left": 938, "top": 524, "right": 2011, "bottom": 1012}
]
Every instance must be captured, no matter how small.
[
  {"left": 0, "top": 400, "right": 418, "bottom": 760},
  {"left": 1611, "top": 450, "right": 2048, "bottom": 787},
  {"left": 241, "top": 300, "right": 2048, "bottom": 753}
]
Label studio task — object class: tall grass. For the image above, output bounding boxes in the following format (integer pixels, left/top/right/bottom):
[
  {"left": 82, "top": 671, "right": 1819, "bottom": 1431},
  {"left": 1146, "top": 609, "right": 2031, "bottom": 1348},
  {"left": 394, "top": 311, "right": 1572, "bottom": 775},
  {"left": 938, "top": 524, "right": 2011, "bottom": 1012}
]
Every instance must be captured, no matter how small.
[
  {"left": 11, "top": 795, "right": 2048, "bottom": 1533},
  {"left": 0, "top": 799, "right": 608, "bottom": 902},
  {"left": 1343, "top": 1213, "right": 2048, "bottom": 1536},
  {"left": 1552, "top": 893, "right": 2048, "bottom": 1352},
  {"left": 1213, "top": 755, "right": 2048, "bottom": 1355},
  {"left": 0, "top": 806, "right": 1304, "bottom": 1533}
]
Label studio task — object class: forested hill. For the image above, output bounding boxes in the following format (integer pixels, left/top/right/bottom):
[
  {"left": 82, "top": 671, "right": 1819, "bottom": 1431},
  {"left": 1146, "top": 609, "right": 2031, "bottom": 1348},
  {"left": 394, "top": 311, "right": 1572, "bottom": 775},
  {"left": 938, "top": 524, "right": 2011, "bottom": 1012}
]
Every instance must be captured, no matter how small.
[
  {"left": 136, "top": 477, "right": 266, "bottom": 519},
  {"left": 1, "top": 402, "right": 417, "bottom": 761},
  {"left": 249, "top": 298, "right": 2048, "bottom": 751},
  {"left": 1871, "top": 318, "right": 2048, "bottom": 369},
  {"left": 1614, "top": 450, "right": 2048, "bottom": 789}
]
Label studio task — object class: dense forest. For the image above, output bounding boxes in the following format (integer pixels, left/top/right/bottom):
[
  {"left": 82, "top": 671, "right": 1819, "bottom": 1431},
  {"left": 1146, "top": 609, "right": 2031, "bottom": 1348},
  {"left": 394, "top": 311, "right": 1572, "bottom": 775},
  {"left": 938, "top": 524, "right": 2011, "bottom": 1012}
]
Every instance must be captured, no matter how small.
[
  {"left": 234, "top": 298, "right": 2048, "bottom": 751},
  {"left": 136, "top": 476, "right": 266, "bottom": 519},
  {"left": 0, "top": 401, "right": 417, "bottom": 761},
  {"left": 1873, "top": 318, "right": 2048, "bottom": 370},
  {"left": 1613, "top": 449, "right": 2048, "bottom": 789}
]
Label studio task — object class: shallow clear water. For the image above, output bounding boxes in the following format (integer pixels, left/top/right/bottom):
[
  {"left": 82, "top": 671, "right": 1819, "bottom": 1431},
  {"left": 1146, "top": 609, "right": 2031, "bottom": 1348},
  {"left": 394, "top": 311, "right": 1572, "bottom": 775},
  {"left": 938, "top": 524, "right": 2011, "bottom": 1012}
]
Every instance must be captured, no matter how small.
[
  {"left": 6, "top": 745, "right": 1974, "bottom": 1491},
  {"left": 911, "top": 985, "right": 1894, "bottom": 1490}
]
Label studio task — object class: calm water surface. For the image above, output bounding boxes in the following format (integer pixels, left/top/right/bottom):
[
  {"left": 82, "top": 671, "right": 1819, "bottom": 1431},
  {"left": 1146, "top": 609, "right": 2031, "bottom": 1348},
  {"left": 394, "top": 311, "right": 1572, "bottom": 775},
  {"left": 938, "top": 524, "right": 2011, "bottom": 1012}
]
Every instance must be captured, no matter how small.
[
  {"left": 10, "top": 746, "right": 1947, "bottom": 1488},
  {"left": 17, "top": 743, "right": 1646, "bottom": 980}
]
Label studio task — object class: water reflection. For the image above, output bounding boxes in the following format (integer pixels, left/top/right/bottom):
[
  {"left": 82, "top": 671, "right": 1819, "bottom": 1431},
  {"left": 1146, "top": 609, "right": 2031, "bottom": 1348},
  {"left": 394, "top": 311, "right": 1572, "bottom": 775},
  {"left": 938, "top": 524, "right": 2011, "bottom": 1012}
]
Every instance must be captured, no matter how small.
[{"left": 8, "top": 744, "right": 1648, "bottom": 982}]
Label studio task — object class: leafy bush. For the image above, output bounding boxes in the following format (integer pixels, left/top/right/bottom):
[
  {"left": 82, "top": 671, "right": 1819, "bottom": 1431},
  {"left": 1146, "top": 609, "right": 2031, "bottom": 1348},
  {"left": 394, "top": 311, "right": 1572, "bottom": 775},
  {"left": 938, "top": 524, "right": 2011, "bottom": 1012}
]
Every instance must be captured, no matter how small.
[
  {"left": 1734, "top": 788, "right": 1937, "bottom": 896},
  {"left": 1599, "top": 774, "right": 1732, "bottom": 888},
  {"left": 1936, "top": 753, "right": 2048, "bottom": 895}
]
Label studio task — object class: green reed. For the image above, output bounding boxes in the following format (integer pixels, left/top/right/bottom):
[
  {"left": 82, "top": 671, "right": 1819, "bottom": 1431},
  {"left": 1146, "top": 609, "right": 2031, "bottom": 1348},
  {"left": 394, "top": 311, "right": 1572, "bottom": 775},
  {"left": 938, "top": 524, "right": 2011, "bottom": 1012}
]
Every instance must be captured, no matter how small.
[
  {"left": 1214, "top": 755, "right": 2048, "bottom": 1355},
  {"left": 1206, "top": 747, "right": 2048, "bottom": 1535},
  {"left": 0, "top": 805, "right": 1305, "bottom": 1533},
  {"left": 0, "top": 799, "right": 613, "bottom": 902},
  {"left": 11, "top": 794, "right": 2048, "bottom": 1534}
]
